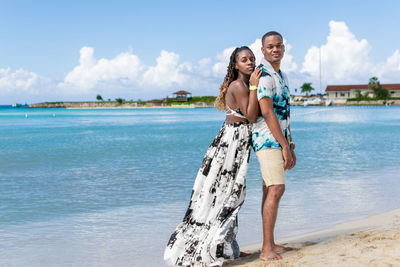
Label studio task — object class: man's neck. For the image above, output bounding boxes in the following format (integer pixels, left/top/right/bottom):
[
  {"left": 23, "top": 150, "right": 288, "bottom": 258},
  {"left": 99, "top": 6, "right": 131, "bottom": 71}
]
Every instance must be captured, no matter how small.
[
  {"left": 269, "top": 61, "right": 281, "bottom": 73},
  {"left": 263, "top": 57, "right": 281, "bottom": 72}
]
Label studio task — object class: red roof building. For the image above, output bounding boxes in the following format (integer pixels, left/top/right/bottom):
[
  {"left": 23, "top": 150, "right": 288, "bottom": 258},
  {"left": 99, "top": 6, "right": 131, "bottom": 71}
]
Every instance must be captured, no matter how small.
[
  {"left": 173, "top": 90, "right": 192, "bottom": 102},
  {"left": 326, "top": 84, "right": 400, "bottom": 99},
  {"left": 173, "top": 90, "right": 191, "bottom": 95}
]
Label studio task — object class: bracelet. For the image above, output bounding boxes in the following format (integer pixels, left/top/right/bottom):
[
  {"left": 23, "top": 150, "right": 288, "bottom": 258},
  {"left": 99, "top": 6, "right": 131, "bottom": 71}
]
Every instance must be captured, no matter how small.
[
  {"left": 289, "top": 141, "right": 295, "bottom": 150},
  {"left": 249, "top": 85, "right": 257, "bottom": 91}
]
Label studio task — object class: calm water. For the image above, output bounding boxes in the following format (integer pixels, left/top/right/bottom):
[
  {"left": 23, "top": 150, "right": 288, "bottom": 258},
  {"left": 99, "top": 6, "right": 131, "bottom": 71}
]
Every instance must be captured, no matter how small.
[{"left": 0, "top": 106, "right": 399, "bottom": 266}]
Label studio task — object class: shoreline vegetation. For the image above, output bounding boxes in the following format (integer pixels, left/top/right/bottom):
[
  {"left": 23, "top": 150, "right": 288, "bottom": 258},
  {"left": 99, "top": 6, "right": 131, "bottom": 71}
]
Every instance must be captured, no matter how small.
[
  {"left": 28, "top": 96, "right": 217, "bottom": 109},
  {"left": 27, "top": 96, "right": 400, "bottom": 109}
]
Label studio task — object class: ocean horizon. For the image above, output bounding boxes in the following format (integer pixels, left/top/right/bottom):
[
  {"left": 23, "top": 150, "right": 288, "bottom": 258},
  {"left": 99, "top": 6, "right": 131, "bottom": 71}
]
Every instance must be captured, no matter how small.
[{"left": 1, "top": 106, "right": 399, "bottom": 266}]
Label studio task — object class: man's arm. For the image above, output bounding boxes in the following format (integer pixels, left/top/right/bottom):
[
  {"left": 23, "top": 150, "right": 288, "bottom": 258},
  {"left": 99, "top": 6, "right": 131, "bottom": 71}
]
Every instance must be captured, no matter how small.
[{"left": 259, "top": 97, "right": 292, "bottom": 170}]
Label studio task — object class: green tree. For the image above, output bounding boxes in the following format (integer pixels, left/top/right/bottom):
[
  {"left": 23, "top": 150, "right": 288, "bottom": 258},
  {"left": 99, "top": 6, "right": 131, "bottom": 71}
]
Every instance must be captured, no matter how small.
[
  {"left": 368, "top": 76, "right": 389, "bottom": 100},
  {"left": 368, "top": 76, "right": 380, "bottom": 91},
  {"left": 115, "top": 98, "right": 124, "bottom": 104},
  {"left": 96, "top": 94, "right": 103, "bottom": 101},
  {"left": 354, "top": 89, "right": 362, "bottom": 101},
  {"left": 300, "top": 82, "right": 314, "bottom": 95},
  {"left": 375, "top": 87, "right": 389, "bottom": 99}
]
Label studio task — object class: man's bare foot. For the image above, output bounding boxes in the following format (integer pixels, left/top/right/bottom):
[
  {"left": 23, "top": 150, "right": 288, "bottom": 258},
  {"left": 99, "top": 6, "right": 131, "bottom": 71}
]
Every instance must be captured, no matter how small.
[
  {"left": 259, "top": 250, "right": 282, "bottom": 261},
  {"left": 239, "top": 251, "right": 250, "bottom": 257},
  {"left": 273, "top": 244, "right": 294, "bottom": 253}
]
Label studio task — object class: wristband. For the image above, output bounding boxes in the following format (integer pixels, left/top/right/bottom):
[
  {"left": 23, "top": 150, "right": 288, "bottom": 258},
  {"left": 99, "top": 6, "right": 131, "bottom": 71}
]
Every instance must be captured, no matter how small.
[
  {"left": 290, "top": 141, "right": 295, "bottom": 150},
  {"left": 249, "top": 85, "right": 257, "bottom": 91}
]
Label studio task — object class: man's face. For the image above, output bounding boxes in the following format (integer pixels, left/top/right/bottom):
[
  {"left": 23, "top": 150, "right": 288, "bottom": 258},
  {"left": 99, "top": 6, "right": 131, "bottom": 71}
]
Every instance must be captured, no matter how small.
[{"left": 261, "top": 35, "right": 285, "bottom": 64}]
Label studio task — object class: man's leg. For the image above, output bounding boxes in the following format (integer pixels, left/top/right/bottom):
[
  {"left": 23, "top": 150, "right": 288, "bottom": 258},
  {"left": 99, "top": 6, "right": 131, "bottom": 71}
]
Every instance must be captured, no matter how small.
[{"left": 260, "top": 184, "right": 285, "bottom": 261}]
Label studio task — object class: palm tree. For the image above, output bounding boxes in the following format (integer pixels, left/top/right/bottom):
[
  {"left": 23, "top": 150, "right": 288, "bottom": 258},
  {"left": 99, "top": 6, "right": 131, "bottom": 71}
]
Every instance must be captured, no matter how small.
[
  {"left": 368, "top": 76, "right": 380, "bottom": 91},
  {"left": 300, "top": 82, "right": 314, "bottom": 96},
  {"left": 96, "top": 94, "right": 103, "bottom": 101},
  {"left": 368, "top": 76, "right": 388, "bottom": 99}
]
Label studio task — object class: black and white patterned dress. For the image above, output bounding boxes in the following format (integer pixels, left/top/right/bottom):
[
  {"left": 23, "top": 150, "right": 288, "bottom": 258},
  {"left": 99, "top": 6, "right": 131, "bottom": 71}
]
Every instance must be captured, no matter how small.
[{"left": 164, "top": 121, "right": 252, "bottom": 267}]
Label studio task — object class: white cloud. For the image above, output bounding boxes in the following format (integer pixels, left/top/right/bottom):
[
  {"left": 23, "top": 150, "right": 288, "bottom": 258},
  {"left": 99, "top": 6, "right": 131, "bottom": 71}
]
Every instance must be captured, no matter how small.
[
  {"left": 375, "top": 50, "right": 400, "bottom": 83},
  {"left": 0, "top": 68, "right": 41, "bottom": 94},
  {"left": 212, "top": 46, "right": 236, "bottom": 77},
  {"left": 2, "top": 21, "right": 400, "bottom": 104},
  {"left": 59, "top": 46, "right": 143, "bottom": 93},
  {"left": 0, "top": 68, "right": 58, "bottom": 104},
  {"left": 198, "top": 58, "right": 211, "bottom": 67},
  {"left": 212, "top": 38, "right": 298, "bottom": 80},
  {"left": 281, "top": 42, "right": 298, "bottom": 73},
  {"left": 249, "top": 38, "right": 298, "bottom": 72},
  {"left": 302, "top": 21, "right": 373, "bottom": 89},
  {"left": 298, "top": 20, "right": 400, "bottom": 92},
  {"left": 57, "top": 48, "right": 219, "bottom": 99},
  {"left": 142, "top": 50, "right": 191, "bottom": 89}
]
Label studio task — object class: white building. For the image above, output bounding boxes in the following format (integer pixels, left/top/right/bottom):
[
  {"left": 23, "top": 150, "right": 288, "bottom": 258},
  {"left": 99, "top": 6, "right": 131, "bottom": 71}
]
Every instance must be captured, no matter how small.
[{"left": 326, "top": 84, "right": 400, "bottom": 100}]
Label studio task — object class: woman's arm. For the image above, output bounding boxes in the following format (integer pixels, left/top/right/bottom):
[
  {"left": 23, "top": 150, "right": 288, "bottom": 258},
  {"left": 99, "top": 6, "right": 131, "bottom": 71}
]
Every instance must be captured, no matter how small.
[{"left": 234, "top": 69, "right": 262, "bottom": 122}]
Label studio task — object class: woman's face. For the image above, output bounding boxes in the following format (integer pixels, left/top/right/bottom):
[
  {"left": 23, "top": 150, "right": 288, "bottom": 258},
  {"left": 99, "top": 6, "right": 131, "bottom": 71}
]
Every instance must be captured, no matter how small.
[{"left": 235, "top": 50, "right": 255, "bottom": 75}]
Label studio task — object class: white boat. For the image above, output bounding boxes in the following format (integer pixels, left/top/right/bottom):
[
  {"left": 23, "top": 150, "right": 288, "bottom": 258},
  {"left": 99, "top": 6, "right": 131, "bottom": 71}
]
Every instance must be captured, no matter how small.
[
  {"left": 303, "top": 98, "right": 333, "bottom": 107},
  {"left": 303, "top": 98, "right": 322, "bottom": 107}
]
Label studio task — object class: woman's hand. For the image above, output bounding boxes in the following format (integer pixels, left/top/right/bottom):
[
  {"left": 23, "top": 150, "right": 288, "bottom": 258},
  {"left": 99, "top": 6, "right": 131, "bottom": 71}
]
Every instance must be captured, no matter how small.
[{"left": 249, "top": 67, "right": 262, "bottom": 87}]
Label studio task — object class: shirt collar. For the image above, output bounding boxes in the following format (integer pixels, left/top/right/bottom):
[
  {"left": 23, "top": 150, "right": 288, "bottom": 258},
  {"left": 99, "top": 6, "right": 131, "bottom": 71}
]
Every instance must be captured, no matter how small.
[{"left": 260, "top": 57, "right": 283, "bottom": 80}]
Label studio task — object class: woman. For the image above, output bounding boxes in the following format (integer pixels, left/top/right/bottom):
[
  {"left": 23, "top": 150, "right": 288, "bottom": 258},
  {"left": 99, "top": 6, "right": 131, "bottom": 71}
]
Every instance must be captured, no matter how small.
[{"left": 164, "top": 46, "right": 261, "bottom": 267}]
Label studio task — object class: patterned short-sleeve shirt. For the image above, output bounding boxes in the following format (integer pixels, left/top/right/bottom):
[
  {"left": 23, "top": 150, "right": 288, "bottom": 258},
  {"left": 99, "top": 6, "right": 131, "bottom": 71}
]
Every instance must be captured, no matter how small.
[{"left": 252, "top": 58, "right": 291, "bottom": 151}]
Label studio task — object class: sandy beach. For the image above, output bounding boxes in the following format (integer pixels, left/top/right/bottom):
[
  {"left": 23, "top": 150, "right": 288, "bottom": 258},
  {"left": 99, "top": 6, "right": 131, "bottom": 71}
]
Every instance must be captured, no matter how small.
[{"left": 225, "top": 209, "right": 400, "bottom": 267}]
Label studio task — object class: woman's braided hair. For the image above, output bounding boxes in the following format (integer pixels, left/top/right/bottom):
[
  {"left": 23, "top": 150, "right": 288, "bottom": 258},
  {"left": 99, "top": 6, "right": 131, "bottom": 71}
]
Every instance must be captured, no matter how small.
[{"left": 214, "top": 46, "right": 253, "bottom": 111}]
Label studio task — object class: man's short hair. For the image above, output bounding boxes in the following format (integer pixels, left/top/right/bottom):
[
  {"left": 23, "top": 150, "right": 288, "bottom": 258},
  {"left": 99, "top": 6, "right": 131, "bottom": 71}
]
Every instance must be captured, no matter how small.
[{"left": 261, "top": 31, "right": 283, "bottom": 47}]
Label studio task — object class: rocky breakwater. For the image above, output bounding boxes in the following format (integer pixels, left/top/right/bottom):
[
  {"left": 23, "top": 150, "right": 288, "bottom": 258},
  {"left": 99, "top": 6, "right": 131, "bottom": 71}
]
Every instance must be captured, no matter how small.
[
  {"left": 27, "top": 101, "right": 215, "bottom": 109},
  {"left": 28, "top": 102, "right": 140, "bottom": 108}
]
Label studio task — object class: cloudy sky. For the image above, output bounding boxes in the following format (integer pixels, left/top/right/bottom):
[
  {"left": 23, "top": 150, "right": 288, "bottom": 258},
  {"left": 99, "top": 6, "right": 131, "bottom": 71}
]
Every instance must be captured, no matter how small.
[{"left": 1, "top": 0, "right": 400, "bottom": 104}]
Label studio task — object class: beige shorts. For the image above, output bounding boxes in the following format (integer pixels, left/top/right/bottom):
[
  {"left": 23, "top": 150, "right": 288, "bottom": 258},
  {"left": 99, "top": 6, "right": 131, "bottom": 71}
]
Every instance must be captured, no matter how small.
[{"left": 255, "top": 148, "right": 286, "bottom": 187}]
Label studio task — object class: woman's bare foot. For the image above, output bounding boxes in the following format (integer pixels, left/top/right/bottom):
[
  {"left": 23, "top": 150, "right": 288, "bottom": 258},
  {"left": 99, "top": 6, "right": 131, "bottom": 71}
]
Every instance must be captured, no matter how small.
[
  {"left": 259, "top": 250, "right": 282, "bottom": 261},
  {"left": 273, "top": 244, "right": 294, "bottom": 253}
]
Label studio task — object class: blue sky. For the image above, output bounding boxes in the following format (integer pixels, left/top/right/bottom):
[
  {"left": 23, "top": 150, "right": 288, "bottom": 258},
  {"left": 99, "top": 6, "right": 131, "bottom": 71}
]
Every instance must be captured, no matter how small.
[{"left": 1, "top": 0, "right": 400, "bottom": 104}]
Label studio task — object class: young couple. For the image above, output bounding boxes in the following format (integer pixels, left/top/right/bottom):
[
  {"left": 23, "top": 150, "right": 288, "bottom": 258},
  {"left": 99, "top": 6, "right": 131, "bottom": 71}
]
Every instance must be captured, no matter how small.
[{"left": 164, "top": 31, "right": 296, "bottom": 267}]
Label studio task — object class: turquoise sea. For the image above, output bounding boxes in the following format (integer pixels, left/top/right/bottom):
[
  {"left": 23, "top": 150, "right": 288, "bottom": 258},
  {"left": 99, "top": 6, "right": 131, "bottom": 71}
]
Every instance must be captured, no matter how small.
[{"left": 0, "top": 106, "right": 399, "bottom": 266}]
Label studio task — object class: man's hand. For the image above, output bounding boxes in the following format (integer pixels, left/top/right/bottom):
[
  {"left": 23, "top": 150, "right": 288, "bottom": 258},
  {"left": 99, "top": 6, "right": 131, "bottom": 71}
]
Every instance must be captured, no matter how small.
[
  {"left": 282, "top": 146, "right": 293, "bottom": 170},
  {"left": 288, "top": 148, "right": 296, "bottom": 170}
]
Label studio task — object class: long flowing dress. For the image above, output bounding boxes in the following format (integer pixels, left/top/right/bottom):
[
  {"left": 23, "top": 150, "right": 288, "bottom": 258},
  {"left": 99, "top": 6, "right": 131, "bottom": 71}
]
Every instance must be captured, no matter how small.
[{"left": 164, "top": 121, "right": 252, "bottom": 267}]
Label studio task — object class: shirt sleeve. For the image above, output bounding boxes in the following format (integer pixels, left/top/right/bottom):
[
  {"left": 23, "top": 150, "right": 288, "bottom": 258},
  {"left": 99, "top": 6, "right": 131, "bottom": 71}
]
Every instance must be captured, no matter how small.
[{"left": 257, "top": 75, "right": 275, "bottom": 101}]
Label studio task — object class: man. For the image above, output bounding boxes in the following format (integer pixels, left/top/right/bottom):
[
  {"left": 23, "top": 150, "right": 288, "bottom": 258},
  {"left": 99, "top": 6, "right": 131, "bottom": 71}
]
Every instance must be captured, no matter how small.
[{"left": 252, "top": 31, "right": 296, "bottom": 261}]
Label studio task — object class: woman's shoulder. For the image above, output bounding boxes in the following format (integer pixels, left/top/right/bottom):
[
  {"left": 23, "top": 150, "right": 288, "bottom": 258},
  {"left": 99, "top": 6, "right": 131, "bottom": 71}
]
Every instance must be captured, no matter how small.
[{"left": 228, "top": 80, "right": 246, "bottom": 92}]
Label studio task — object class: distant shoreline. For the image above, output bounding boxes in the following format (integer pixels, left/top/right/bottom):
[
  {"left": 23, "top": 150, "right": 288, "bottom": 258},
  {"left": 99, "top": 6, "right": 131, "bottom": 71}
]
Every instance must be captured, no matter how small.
[
  {"left": 65, "top": 105, "right": 213, "bottom": 109},
  {"left": 27, "top": 101, "right": 215, "bottom": 109},
  {"left": 26, "top": 99, "right": 400, "bottom": 109}
]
